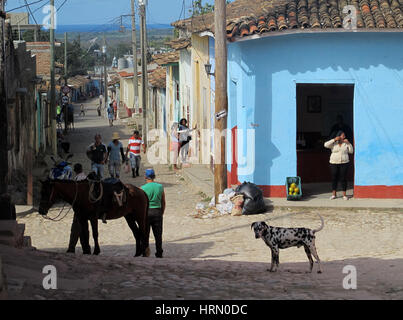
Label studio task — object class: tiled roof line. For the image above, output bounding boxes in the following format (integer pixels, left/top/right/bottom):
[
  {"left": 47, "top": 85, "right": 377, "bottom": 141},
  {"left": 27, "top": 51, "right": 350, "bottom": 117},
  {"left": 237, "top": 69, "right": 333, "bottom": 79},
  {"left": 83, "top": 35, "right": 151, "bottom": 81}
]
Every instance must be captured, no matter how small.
[
  {"left": 230, "top": 25, "right": 403, "bottom": 43},
  {"left": 172, "top": 0, "right": 403, "bottom": 40}
]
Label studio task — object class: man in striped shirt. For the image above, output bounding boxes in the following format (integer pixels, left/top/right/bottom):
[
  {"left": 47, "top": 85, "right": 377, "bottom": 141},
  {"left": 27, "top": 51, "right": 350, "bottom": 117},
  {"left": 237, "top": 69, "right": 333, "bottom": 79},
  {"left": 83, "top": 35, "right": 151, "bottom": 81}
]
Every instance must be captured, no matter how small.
[{"left": 126, "top": 130, "right": 146, "bottom": 178}]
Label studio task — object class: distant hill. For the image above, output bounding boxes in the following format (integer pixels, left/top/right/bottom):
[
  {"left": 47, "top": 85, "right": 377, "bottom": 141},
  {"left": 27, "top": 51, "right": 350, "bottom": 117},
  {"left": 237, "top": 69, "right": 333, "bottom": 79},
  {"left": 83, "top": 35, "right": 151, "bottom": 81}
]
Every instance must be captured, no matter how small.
[{"left": 55, "top": 24, "right": 172, "bottom": 34}]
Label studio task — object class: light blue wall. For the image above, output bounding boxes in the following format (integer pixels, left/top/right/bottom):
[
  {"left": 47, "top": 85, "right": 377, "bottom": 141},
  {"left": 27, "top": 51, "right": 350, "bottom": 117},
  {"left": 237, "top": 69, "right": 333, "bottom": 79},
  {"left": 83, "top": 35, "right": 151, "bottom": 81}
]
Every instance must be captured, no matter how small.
[{"left": 228, "top": 32, "right": 403, "bottom": 187}]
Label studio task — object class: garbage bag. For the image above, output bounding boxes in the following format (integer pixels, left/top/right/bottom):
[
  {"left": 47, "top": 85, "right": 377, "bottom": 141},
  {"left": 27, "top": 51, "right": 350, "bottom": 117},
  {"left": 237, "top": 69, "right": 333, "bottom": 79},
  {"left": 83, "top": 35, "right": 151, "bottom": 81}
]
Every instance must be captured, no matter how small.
[{"left": 235, "top": 182, "right": 267, "bottom": 215}]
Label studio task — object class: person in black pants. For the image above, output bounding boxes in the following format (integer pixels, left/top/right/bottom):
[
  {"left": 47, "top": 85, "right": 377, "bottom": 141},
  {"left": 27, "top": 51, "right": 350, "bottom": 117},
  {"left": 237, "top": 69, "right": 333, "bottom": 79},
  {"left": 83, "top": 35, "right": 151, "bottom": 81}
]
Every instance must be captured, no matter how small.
[
  {"left": 324, "top": 131, "right": 354, "bottom": 200},
  {"left": 141, "top": 169, "right": 166, "bottom": 258}
]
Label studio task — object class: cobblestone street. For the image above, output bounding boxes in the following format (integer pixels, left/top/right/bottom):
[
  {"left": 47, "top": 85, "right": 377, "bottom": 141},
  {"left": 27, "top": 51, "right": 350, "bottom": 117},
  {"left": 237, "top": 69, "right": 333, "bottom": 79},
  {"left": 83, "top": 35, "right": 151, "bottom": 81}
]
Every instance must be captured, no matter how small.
[{"left": 2, "top": 99, "right": 403, "bottom": 300}]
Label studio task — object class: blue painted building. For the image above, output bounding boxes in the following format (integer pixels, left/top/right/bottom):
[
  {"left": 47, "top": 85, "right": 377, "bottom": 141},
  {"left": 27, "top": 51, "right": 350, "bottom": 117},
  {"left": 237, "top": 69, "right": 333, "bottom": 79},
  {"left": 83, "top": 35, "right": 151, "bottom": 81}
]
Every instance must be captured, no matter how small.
[
  {"left": 173, "top": 0, "right": 403, "bottom": 198},
  {"left": 226, "top": 31, "right": 403, "bottom": 198}
]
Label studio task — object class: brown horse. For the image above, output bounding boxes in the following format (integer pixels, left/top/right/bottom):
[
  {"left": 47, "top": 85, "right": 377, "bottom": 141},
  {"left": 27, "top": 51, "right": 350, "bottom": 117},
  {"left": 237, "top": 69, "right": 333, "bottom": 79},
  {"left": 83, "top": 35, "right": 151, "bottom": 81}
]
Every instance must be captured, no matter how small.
[{"left": 38, "top": 179, "right": 150, "bottom": 257}]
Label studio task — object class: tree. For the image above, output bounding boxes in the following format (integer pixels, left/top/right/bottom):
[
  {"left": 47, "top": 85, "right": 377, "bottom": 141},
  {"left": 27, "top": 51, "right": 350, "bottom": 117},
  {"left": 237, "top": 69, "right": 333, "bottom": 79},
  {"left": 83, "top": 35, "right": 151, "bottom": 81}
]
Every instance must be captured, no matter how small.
[
  {"left": 55, "top": 38, "right": 96, "bottom": 77},
  {"left": 191, "top": 0, "right": 214, "bottom": 16},
  {"left": 190, "top": 0, "right": 232, "bottom": 16},
  {"left": 22, "top": 29, "right": 50, "bottom": 42}
]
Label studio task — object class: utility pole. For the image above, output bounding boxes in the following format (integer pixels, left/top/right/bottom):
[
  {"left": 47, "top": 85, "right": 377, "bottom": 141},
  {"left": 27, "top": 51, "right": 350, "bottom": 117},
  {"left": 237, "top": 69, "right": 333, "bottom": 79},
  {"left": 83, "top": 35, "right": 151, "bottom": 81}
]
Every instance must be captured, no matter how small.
[
  {"left": 214, "top": 0, "right": 228, "bottom": 203},
  {"left": 64, "top": 32, "right": 68, "bottom": 81},
  {"left": 131, "top": 0, "right": 139, "bottom": 113},
  {"left": 139, "top": 0, "right": 148, "bottom": 144},
  {"left": 63, "top": 32, "right": 68, "bottom": 133},
  {"left": 0, "top": 0, "right": 8, "bottom": 196},
  {"left": 103, "top": 33, "right": 108, "bottom": 114},
  {"left": 50, "top": 0, "right": 57, "bottom": 155}
]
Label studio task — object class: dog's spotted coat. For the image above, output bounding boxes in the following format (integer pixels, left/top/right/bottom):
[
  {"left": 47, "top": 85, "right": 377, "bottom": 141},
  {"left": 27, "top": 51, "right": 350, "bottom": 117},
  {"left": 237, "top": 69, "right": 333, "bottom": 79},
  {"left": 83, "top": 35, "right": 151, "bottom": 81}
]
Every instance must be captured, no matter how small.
[{"left": 251, "top": 214, "right": 324, "bottom": 273}]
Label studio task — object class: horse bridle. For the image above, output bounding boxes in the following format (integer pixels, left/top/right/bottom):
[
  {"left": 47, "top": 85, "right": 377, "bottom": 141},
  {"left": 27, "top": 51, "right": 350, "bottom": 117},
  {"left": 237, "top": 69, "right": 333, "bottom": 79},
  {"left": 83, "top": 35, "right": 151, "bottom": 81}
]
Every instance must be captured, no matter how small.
[{"left": 42, "top": 180, "right": 79, "bottom": 222}]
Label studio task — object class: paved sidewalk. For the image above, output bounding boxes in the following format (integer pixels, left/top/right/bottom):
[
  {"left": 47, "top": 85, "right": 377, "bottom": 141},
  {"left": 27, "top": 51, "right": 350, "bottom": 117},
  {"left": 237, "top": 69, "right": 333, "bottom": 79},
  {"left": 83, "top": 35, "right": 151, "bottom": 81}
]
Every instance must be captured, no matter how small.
[{"left": 179, "top": 165, "right": 403, "bottom": 210}]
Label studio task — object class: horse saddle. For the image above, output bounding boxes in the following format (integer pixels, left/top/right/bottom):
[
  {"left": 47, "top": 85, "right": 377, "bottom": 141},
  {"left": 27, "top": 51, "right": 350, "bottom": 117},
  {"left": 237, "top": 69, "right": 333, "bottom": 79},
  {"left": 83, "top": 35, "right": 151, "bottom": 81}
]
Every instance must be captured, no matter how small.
[{"left": 102, "top": 178, "right": 127, "bottom": 207}]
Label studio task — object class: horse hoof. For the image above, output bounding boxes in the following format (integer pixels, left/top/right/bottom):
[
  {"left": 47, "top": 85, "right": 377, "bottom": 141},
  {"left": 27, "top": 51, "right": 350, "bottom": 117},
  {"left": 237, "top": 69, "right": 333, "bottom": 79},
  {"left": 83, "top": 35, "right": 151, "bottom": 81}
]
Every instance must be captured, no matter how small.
[
  {"left": 93, "top": 249, "right": 100, "bottom": 255},
  {"left": 66, "top": 249, "right": 75, "bottom": 254}
]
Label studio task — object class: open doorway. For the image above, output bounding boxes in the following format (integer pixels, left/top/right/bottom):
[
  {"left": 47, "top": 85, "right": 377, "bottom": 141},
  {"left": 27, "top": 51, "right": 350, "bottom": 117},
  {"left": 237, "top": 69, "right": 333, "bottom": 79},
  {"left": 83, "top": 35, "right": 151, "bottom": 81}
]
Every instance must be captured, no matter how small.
[{"left": 296, "top": 84, "right": 354, "bottom": 198}]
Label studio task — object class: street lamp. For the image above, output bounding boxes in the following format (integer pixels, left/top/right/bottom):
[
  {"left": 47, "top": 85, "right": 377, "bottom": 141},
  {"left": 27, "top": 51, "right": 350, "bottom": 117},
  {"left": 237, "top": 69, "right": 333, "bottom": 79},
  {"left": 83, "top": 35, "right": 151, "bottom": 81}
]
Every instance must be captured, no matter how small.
[{"left": 204, "top": 63, "right": 215, "bottom": 77}]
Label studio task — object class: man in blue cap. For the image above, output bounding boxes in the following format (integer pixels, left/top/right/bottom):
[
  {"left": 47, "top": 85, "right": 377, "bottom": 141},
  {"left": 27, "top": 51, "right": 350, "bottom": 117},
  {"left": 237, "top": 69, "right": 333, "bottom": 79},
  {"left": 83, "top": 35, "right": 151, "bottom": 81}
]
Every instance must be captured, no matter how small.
[{"left": 141, "top": 168, "right": 165, "bottom": 258}]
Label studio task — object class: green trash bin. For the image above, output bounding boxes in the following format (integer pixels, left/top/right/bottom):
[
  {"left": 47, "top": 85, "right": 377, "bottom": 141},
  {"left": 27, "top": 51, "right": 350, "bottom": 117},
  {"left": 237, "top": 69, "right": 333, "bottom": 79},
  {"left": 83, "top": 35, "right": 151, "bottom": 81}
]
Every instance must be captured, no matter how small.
[{"left": 286, "top": 176, "right": 302, "bottom": 200}]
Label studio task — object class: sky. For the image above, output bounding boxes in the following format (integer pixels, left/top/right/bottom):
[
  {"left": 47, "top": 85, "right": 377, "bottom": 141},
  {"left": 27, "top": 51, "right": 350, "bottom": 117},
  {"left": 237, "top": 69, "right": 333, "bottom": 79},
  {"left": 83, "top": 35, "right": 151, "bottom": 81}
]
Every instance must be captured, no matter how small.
[{"left": 5, "top": 0, "right": 217, "bottom": 26}]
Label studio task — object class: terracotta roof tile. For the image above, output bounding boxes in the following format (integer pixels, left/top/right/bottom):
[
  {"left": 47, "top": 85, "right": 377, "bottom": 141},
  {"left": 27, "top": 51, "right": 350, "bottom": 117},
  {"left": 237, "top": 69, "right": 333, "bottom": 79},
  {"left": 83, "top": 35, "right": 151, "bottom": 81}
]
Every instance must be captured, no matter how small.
[
  {"left": 118, "top": 71, "right": 134, "bottom": 78},
  {"left": 148, "top": 66, "right": 166, "bottom": 88},
  {"left": 166, "top": 38, "right": 191, "bottom": 50},
  {"left": 173, "top": 0, "right": 403, "bottom": 41},
  {"left": 152, "top": 51, "right": 180, "bottom": 66}
]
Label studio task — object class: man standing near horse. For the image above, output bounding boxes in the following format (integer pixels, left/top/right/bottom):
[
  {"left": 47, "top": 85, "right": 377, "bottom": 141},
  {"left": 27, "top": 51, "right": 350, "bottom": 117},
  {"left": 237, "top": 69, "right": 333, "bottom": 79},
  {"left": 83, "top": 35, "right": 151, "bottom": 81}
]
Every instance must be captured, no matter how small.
[
  {"left": 141, "top": 169, "right": 165, "bottom": 258},
  {"left": 86, "top": 134, "right": 108, "bottom": 179},
  {"left": 126, "top": 130, "right": 146, "bottom": 178}
]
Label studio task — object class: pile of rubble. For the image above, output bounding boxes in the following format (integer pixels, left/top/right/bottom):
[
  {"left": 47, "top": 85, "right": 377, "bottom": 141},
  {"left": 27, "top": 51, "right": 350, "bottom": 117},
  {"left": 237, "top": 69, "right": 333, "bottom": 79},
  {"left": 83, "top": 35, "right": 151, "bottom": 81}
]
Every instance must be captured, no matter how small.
[{"left": 189, "top": 189, "right": 244, "bottom": 219}]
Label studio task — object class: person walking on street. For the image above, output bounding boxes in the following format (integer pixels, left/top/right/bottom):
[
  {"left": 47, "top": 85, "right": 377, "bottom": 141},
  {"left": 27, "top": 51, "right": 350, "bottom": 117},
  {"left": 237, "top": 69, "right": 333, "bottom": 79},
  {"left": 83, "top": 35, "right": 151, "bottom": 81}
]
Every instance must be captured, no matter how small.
[
  {"left": 79, "top": 104, "right": 85, "bottom": 117},
  {"left": 141, "top": 169, "right": 166, "bottom": 258},
  {"left": 324, "top": 130, "right": 354, "bottom": 200},
  {"left": 106, "top": 132, "right": 126, "bottom": 179},
  {"left": 126, "top": 130, "right": 146, "bottom": 178},
  {"left": 56, "top": 104, "right": 62, "bottom": 129},
  {"left": 113, "top": 99, "right": 118, "bottom": 120},
  {"left": 107, "top": 103, "right": 114, "bottom": 126},
  {"left": 86, "top": 134, "right": 108, "bottom": 179}
]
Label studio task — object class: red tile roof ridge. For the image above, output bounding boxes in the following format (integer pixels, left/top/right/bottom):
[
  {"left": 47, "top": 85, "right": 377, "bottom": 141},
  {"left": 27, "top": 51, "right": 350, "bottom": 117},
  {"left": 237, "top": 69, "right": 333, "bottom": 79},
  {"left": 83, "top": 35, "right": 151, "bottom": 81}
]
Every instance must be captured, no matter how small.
[{"left": 172, "top": 0, "right": 403, "bottom": 41}]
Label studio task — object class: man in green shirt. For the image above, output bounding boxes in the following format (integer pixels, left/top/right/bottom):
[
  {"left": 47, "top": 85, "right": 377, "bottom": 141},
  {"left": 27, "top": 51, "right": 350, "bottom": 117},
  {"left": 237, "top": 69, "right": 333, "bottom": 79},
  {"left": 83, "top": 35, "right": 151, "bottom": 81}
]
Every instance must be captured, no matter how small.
[{"left": 141, "top": 169, "right": 166, "bottom": 258}]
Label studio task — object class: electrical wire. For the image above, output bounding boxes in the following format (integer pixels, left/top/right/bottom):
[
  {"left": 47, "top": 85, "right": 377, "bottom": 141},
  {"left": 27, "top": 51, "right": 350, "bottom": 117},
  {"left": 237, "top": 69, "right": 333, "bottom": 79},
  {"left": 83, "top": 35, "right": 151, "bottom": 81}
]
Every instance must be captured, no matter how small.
[
  {"left": 13, "top": 0, "right": 48, "bottom": 29},
  {"left": 6, "top": 0, "right": 46, "bottom": 12},
  {"left": 57, "top": 0, "right": 68, "bottom": 12},
  {"left": 23, "top": 0, "right": 39, "bottom": 25}
]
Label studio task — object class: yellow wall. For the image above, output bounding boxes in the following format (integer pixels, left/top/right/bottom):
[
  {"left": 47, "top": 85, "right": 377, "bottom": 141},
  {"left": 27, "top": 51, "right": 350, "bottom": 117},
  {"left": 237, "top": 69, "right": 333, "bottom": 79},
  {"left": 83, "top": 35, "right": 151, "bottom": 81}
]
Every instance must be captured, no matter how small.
[
  {"left": 191, "top": 34, "right": 211, "bottom": 164},
  {"left": 120, "top": 77, "right": 134, "bottom": 109},
  {"left": 120, "top": 76, "right": 144, "bottom": 111}
]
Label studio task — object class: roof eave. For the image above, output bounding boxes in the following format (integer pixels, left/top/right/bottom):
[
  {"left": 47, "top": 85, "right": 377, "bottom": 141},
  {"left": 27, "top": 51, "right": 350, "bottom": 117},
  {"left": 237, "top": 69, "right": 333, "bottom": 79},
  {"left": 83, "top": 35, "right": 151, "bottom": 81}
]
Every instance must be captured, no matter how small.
[{"left": 230, "top": 28, "right": 403, "bottom": 43}]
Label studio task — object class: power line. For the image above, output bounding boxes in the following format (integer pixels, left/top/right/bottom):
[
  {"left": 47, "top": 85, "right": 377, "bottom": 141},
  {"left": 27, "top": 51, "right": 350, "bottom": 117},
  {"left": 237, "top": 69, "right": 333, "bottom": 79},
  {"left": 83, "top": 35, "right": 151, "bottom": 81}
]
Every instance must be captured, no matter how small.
[
  {"left": 24, "top": 0, "right": 39, "bottom": 25},
  {"left": 57, "top": 0, "right": 68, "bottom": 12},
  {"left": 13, "top": 0, "right": 48, "bottom": 28},
  {"left": 6, "top": 0, "right": 46, "bottom": 12}
]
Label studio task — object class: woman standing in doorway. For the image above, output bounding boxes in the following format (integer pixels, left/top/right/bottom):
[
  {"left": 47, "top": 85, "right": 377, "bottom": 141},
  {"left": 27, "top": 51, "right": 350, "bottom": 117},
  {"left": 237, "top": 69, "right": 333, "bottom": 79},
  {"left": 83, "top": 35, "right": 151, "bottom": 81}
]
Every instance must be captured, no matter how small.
[
  {"left": 178, "top": 118, "right": 196, "bottom": 165},
  {"left": 324, "top": 131, "right": 354, "bottom": 200}
]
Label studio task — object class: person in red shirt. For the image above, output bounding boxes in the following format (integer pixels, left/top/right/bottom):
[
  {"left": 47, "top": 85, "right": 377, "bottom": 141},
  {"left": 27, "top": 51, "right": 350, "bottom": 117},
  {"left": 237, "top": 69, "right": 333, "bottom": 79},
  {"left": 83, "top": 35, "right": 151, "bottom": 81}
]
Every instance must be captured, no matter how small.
[
  {"left": 113, "top": 100, "right": 118, "bottom": 120},
  {"left": 125, "top": 130, "right": 146, "bottom": 178}
]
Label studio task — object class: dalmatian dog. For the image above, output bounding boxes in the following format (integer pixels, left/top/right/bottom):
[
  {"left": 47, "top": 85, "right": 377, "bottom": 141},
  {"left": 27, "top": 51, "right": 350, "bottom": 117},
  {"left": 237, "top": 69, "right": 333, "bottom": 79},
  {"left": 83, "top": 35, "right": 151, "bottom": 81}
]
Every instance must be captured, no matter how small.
[{"left": 251, "top": 214, "right": 324, "bottom": 273}]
